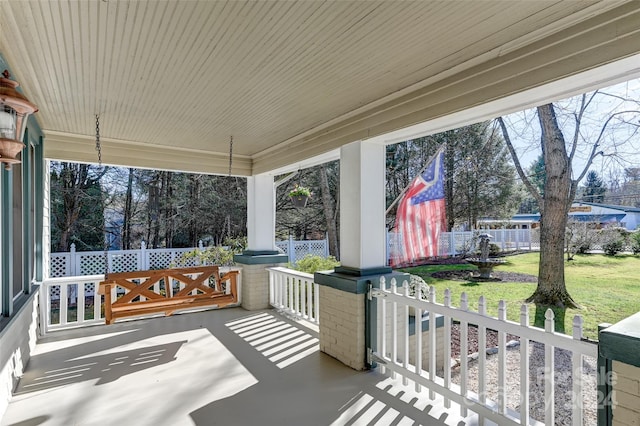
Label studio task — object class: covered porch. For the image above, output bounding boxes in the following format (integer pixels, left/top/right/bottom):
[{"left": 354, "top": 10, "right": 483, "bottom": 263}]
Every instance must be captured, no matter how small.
[{"left": 2, "top": 1, "right": 640, "bottom": 425}]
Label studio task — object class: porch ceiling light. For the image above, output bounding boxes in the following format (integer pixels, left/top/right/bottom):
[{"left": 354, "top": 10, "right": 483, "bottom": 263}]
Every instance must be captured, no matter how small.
[{"left": 0, "top": 70, "right": 38, "bottom": 170}]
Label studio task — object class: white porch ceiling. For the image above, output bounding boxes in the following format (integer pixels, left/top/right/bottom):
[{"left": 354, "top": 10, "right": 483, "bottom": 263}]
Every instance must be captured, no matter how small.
[{"left": 1, "top": 1, "right": 639, "bottom": 175}]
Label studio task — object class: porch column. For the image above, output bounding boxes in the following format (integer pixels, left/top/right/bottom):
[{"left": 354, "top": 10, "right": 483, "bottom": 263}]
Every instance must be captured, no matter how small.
[
  {"left": 234, "top": 174, "right": 287, "bottom": 310},
  {"left": 315, "top": 140, "right": 406, "bottom": 370},
  {"left": 339, "top": 140, "right": 387, "bottom": 270}
]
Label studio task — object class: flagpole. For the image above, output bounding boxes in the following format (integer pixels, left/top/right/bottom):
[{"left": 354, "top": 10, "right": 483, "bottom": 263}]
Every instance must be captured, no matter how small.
[{"left": 385, "top": 145, "right": 445, "bottom": 215}]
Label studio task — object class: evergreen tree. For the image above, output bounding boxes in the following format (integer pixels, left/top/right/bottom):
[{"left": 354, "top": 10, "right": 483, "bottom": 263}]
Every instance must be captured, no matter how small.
[{"left": 583, "top": 170, "right": 606, "bottom": 203}]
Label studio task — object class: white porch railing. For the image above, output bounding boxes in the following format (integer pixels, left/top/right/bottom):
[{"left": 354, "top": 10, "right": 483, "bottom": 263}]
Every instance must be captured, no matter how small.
[
  {"left": 41, "top": 275, "right": 106, "bottom": 333},
  {"left": 268, "top": 267, "right": 319, "bottom": 325},
  {"left": 371, "top": 276, "right": 597, "bottom": 426},
  {"left": 41, "top": 267, "right": 242, "bottom": 333}
]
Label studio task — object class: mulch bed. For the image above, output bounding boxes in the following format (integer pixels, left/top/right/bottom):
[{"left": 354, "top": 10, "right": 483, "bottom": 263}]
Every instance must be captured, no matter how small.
[
  {"left": 425, "top": 260, "right": 536, "bottom": 356},
  {"left": 450, "top": 323, "right": 521, "bottom": 357},
  {"left": 431, "top": 269, "right": 537, "bottom": 283}
]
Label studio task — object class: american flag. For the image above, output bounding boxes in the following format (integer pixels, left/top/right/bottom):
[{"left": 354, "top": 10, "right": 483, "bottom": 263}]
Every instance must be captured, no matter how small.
[{"left": 391, "top": 148, "right": 446, "bottom": 267}]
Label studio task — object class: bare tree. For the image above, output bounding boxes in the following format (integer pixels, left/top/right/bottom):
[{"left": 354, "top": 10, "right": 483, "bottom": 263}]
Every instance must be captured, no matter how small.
[
  {"left": 498, "top": 87, "right": 640, "bottom": 307},
  {"left": 318, "top": 164, "right": 339, "bottom": 258}
]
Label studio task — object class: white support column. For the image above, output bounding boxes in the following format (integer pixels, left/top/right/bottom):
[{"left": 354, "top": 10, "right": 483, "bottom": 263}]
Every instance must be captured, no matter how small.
[
  {"left": 339, "top": 140, "right": 387, "bottom": 270},
  {"left": 235, "top": 173, "right": 287, "bottom": 310},
  {"left": 247, "top": 174, "right": 276, "bottom": 252}
]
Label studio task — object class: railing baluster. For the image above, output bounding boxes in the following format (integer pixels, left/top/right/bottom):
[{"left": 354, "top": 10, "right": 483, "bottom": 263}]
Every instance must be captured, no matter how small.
[
  {"left": 520, "top": 304, "right": 530, "bottom": 426},
  {"left": 77, "top": 282, "right": 85, "bottom": 323},
  {"left": 294, "top": 277, "right": 300, "bottom": 315},
  {"left": 572, "top": 316, "right": 583, "bottom": 426},
  {"left": 478, "top": 295, "right": 487, "bottom": 414},
  {"left": 443, "top": 289, "right": 452, "bottom": 409},
  {"left": 300, "top": 278, "right": 307, "bottom": 319},
  {"left": 428, "top": 286, "right": 437, "bottom": 399},
  {"left": 498, "top": 300, "right": 506, "bottom": 415},
  {"left": 314, "top": 282, "right": 320, "bottom": 323},
  {"left": 460, "top": 292, "right": 468, "bottom": 418},
  {"left": 95, "top": 284, "right": 102, "bottom": 320},
  {"left": 306, "top": 278, "right": 312, "bottom": 319},
  {"left": 391, "top": 278, "right": 398, "bottom": 380},
  {"left": 288, "top": 275, "right": 294, "bottom": 313},
  {"left": 273, "top": 271, "right": 283, "bottom": 309},
  {"left": 60, "top": 282, "right": 68, "bottom": 326},
  {"left": 379, "top": 276, "right": 387, "bottom": 375},
  {"left": 414, "top": 282, "right": 422, "bottom": 392},
  {"left": 402, "top": 279, "right": 409, "bottom": 386},
  {"left": 545, "top": 308, "right": 555, "bottom": 426}
]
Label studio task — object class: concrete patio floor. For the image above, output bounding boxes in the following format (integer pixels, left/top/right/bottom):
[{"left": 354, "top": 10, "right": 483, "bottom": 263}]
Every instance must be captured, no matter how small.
[{"left": 2, "top": 308, "right": 476, "bottom": 426}]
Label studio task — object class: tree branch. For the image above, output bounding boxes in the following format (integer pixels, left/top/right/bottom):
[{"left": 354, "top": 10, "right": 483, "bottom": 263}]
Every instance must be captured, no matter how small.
[
  {"left": 496, "top": 117, "right": 544, "bottom": 208},
  {"left": 574, "top": 109, "right": 638, "bottom": 185}
]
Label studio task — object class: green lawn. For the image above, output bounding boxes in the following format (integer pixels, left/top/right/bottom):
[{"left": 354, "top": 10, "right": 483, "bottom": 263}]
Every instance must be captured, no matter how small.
[{"left": 400, "top": 252, "right": 640, "bottom": 340}]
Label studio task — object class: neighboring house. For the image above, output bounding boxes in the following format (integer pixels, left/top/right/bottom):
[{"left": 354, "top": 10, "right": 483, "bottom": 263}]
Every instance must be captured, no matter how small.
[{"left": 510, "top": 202, "right": 640, "bottom": 230}]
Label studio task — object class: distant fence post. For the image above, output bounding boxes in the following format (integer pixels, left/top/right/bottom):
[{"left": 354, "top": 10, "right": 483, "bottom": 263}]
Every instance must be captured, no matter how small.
[
  {"left": 70, "top": 243, "right": 77, "bottom": 275},
  {"left": 140, "top": 240, "right": 148, "bottom": 270},
  {"left": 450, "top": 232, "right": 456, "bottom": 256},
  {"left": 324, "top": 233, "right": 329, "bottom": 257},
  {"left": 288, "top": 235, "right": 295, "bottom": 264}
]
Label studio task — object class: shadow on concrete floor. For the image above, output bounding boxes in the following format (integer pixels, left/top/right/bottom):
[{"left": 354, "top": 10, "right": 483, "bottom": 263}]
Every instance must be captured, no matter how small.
[{"left": 3, "top": 308, "right": 470, "bottom": 426}]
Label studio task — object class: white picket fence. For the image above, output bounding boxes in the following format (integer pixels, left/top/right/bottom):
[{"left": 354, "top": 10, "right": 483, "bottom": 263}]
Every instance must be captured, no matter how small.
[
  {"left": 387, "top": 229, "right": 539, "bottom": 260},
  {"left": 268, "top": 267, "right": 320, "bottom": 325},
  {"left": 370, "top": 276, "right": 597, "bottom": 426},
  {"left": 50, "top": 238, "right": 329, "bottom": 278},
  {"left": 41, "top": 267, "right": 242, "bottom": 333}
]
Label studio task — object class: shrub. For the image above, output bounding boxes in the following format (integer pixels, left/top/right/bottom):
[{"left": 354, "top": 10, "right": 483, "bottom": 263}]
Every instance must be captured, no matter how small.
[
  {"left": 603, "top": 239, "right": 625, "bottom": 256},
  {"left": 408, "top": 274, "right": 429, "bottom": 298},
  {"left": 176, "top": 246, "right": 235, "bottom": 266},
  {"left": 631, "top": 232, "right": 640, "bottom": 255},
  {"left": 600, "top": 226, "right": 628, "bottom": 256},
  {"left": 174, "top": 237, "right": 247, "bottom": 267},
  {"left": 291, "top": 254, "right": 339, "bottom": 274},
  {"left": 488, "top": 243, "right": 501, "bottom": 256}
]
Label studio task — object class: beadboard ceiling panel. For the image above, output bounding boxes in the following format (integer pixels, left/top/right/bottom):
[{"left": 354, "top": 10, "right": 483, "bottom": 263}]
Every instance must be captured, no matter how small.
[{"left": 1, "top": 0, "right": 638, "bottom": 175}]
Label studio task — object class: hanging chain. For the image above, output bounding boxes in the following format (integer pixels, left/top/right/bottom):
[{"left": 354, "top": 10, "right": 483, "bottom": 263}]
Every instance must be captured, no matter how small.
[
  {"left": 228, "top": 135, "right": 233, "bottom": 177},
  {"left": 95, "top": 114, "right": 109, "bottom": 277},
  {"left": 95, "top": 114, "right": 102, "bottom": 165}
]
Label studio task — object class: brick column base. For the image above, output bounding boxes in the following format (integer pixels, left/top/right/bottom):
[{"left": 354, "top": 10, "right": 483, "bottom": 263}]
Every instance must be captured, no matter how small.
[
  {"left": 234, "top": 252, "right": 288, "bottom": 311},
  {"left": 315, "top": 268, "right": 408, "bottom": 371},
  {"left": 319, "top": 286, "right": 366, "bottom": 370}
]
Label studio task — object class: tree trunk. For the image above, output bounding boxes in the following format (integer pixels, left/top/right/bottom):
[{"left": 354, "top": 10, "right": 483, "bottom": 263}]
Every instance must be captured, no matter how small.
[
  {"left": 163, "top": 172, "right": 174, "bottom": 248},
  {"left": 318, "top": 164, "right": 339, "bottom": 258},
  {"left": 187, "top": 174, "right": 200, "bottom": 246},
  {"left": 122, "top": 168, "right": 134, "bottom": 249},
  {"left": 528, "top": 104, "right": 579, "bottom": 308},
  {"left": 444, "top": 141, "right": 455, "bottom": 231}
]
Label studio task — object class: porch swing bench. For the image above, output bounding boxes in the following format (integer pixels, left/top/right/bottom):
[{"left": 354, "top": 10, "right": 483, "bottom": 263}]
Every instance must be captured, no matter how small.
[{"left": 98, "top": 266, "right": 239, "bottom": 325}]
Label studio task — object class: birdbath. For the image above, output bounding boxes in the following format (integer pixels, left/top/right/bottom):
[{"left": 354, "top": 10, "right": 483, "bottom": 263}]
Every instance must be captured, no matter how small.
[{"left": 465, "top": 233, "right": 506, "bottom": 279}]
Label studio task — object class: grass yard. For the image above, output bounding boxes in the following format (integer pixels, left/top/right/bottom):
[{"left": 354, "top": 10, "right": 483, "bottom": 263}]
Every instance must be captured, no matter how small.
[{"left": 401, "top": 252, "right": 640, "bottom": 340}]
